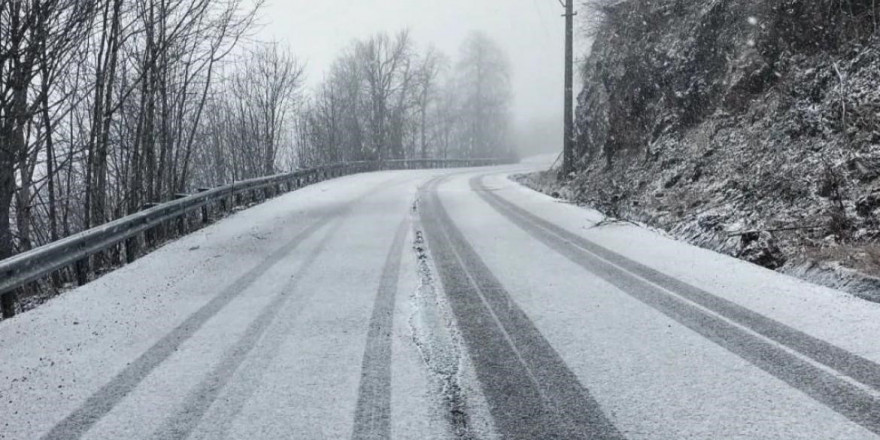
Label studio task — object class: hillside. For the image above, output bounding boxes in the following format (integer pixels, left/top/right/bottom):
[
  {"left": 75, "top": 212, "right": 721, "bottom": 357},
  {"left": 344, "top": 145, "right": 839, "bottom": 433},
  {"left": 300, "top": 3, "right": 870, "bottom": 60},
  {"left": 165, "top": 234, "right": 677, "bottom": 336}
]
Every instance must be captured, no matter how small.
[{"left": 534, "top": 1, "right": 880, "bottom": 299}]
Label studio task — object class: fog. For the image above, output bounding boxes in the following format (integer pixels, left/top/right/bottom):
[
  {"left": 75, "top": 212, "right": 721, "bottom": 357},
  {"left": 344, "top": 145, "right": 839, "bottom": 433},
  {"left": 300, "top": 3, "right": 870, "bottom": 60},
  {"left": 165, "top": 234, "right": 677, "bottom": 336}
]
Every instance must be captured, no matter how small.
[{"left": 257, "top": 0, "right": 589, "bottom": 157}]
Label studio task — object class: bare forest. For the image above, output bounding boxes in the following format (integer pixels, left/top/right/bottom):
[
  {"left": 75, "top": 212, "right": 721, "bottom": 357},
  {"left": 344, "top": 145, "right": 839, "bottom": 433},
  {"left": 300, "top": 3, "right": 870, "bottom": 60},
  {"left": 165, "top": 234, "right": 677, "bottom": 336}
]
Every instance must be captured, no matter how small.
[{"left": 0, "top": 1, "right": 514, "bottom": 268}]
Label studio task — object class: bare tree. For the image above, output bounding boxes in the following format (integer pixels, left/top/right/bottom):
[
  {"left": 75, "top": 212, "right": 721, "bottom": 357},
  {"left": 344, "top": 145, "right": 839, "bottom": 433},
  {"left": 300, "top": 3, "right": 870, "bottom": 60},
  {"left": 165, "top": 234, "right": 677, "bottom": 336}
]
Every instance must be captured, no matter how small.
[
  {"left": 230, "top": 43, "right": 305, "bottom": 177},
  {"left": 192, "top": 42, "right": 304, "bottom": 186},
  {"left": 295, "top": 30, "right": 512, "bottom": 167},
  {"left": 356, "top": 31, "right": 413, "bottom": 161},
  {"left": 0, "top": 0, "right": 262, "bottom": 267},
  {"left": 456, "top": 31, "right": 513, "bottom": 159},
  {"left": 432, "top": 78, "right": 462, "bottom": 160},
  {"left": 413, "top": 47, "right": 446, "bottom": 159},
  {"left": 0, "top": 0, "right": 97, "bottom": 259}
]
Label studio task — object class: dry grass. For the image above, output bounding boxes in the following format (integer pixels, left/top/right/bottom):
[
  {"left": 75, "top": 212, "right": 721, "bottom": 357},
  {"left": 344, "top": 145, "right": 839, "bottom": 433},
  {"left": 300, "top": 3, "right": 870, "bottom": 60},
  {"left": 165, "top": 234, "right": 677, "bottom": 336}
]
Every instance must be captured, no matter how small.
[
  {"left": 804, "top": 242, "right": 880, "bottom": 276},
  {"left": 512, "top": 170, "right": 565, "bottom": 198}
]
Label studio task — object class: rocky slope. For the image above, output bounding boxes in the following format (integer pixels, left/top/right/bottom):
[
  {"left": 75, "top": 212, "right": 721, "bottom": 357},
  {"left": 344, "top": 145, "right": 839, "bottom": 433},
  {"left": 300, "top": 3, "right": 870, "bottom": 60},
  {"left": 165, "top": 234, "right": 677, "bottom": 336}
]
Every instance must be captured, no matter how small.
[{"left": 553, "top": 0, "right": 880, "bottom": 299}]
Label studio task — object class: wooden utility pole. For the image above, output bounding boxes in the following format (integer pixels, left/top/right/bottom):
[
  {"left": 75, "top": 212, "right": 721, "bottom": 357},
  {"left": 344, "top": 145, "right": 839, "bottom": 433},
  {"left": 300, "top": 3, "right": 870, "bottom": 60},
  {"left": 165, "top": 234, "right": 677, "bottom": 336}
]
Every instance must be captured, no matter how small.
[{"left": 561, "top": 0, "right": 576, "bottom": 176}]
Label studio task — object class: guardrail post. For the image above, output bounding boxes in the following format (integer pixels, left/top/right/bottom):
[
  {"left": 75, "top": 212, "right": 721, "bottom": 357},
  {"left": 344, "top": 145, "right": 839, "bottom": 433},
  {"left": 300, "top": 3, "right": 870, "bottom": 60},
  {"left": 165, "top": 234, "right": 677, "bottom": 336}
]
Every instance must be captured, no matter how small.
[
  {"left": 1, "top": 291, "right": 16, "bottom": 319},
  {"left": 174, "top": 194, "right": 189, "bottom": 236},
  {"left": 143, "top": 203, "right": 159, "bottom": 246},
  {"left": 125, "top": 233, "right": 140, "bottom": 264},
  {"left": 197, "top": 188, "right": 211, "bottom": 224},
  {"left": 75, "top": 258, "right": 89, "bottom": 286},
  {"left": 250, "top": 188, "right": 258, "bottom": 204}
]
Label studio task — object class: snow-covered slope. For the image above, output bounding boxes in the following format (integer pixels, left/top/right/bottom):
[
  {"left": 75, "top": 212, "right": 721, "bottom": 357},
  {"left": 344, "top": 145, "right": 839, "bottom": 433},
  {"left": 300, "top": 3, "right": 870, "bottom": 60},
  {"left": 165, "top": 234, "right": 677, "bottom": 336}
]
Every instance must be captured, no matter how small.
[{"left": 567, "top": 0, "right": 880, "bottom": 299}]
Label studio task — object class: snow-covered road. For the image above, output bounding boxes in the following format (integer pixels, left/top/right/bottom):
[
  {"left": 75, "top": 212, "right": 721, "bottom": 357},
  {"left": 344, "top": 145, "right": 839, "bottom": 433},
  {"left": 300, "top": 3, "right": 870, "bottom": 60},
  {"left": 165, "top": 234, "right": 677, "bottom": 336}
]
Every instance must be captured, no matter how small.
[{"left": 3, "top": 158, "right": 880, "bottom": 439}]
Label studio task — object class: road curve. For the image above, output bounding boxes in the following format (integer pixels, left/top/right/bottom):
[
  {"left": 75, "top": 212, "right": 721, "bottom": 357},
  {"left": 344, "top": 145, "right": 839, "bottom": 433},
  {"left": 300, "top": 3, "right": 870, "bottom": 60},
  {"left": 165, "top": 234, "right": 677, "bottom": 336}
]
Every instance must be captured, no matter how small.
[{"left": 3, "top": 159, "right": 880, "bottom": 439}]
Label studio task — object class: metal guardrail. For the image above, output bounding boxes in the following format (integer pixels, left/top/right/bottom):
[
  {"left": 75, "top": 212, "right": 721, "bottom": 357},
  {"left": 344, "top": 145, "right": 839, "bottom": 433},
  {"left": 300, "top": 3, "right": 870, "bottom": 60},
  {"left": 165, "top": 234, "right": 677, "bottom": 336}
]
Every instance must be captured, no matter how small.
[{"left": 0, "top": 158, "right": 511, "bottom": 318}]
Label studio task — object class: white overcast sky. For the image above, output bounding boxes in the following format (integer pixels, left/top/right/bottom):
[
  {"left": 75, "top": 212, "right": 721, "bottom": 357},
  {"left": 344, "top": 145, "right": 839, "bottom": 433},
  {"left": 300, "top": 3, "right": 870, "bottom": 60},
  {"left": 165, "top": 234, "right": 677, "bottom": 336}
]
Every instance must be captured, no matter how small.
[{"left": 254, "top": 0, "right": 589, "bottom": 127}]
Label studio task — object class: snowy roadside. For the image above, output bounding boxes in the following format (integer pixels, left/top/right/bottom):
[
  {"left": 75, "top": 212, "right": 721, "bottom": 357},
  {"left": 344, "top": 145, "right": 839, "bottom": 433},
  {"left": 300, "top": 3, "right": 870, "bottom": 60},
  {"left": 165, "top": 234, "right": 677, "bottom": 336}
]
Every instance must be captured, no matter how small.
[{"left": 514, "top": 169, "right": 880, "bottom": 303}]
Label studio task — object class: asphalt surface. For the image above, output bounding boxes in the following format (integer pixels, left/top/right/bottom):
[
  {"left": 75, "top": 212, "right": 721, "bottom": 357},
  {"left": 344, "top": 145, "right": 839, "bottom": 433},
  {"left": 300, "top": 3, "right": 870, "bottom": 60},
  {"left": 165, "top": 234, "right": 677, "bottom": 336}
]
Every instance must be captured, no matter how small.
[{"left": 3, "top": 160, "right": 880, "bottom": 439}]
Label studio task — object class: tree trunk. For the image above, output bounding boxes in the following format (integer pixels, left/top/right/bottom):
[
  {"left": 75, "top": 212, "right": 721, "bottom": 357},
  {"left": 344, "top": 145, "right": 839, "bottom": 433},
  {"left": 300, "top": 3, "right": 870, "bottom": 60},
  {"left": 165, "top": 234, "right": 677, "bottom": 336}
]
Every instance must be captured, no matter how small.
[
  {"left": 95, "top": 0, "right": 124, "bottom": 224},
  {"left": 420, "top": 102, "right": 427, "bottom": 159},
  {"left": 0, "top": 134, "right": 15, "bottom": 260},
  {"left": 40, "top": 50, "right": 58, "bottom": 244},
  {"left": 15, "top": 126, "right": 33, "bottom": 253}
]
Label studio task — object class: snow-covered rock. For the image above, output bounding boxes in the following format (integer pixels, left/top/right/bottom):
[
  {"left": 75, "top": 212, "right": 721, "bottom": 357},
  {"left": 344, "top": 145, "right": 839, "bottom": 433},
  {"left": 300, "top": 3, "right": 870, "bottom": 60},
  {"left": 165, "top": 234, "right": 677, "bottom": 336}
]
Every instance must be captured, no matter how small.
[{"left": 565, "top": 0, "right": 880, "bottom": 299}]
